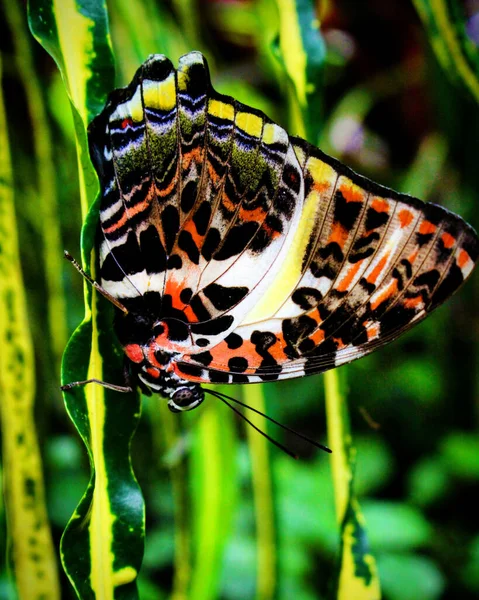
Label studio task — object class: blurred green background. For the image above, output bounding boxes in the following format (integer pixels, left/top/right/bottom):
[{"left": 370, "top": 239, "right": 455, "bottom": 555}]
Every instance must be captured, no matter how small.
[{"left": 1, "top": 0, "right": 478, "bottom": 599}]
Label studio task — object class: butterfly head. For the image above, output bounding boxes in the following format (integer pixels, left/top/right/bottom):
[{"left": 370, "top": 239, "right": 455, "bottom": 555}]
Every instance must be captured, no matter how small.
[{"left": 168, "top": 384, "right": 205, "bottom": 413}]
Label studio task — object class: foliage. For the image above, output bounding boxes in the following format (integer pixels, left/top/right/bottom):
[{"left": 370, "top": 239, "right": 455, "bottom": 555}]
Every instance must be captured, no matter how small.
[{"left": 0, "top": 1, "right": 478, "bottom": 599}]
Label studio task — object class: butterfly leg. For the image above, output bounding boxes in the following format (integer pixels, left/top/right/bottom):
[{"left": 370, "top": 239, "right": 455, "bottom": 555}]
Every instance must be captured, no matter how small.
[
  {"left": 64, "top": 250, "right": 129, "bottom": 314},
  {"left": 61, "top": 378, "right": 133, "bottom": 393}
]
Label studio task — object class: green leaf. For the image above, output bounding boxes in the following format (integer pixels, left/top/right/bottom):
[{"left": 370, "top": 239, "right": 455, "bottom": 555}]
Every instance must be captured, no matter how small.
[
  {"left": 243, "top": 385, "right": 277, "bottom": 600},
  {"left": 0, "top": 52, "right": 61, "bottom": 599},
  {"left": 263, "top": 2, "right": 380, "bottom": 596},
  {"left": 378, "top": 553, "right": 445, "bottom": 600},
  {"left": 407, "top": 457, "right": 449, "bottom": 507},
  {"left": 412, "top": 0, "right": 479, "bottom": 104},
  {"left": 326, "top": 372, "right": 381, "bottom": 600},
  {"left": 28, "top": 1, "right": 145, "bottom": 597},
  {"left": 440, "top": 432, "right": 479, "bottom": 479},
  {"left": 108, "top": 0, "right": 188, "bottom": 85},
  {"left": 28, "top": 0, "right": 115, "bottom": 217},
  {"left": 362, "top": 502, "right": 433, "bottom": 551},
  {"left": 5, "top": 0, "right": 68, "bottom": 369},
  {"left": 189, "top": 393, "right": 238, "bottom": 600},
  {"left": 265, "top": 0, "right": 326, "bottom": 142}
]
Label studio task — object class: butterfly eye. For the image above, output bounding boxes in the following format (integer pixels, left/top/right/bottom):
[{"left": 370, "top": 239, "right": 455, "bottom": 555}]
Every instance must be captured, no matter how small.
[{"left": 168, "top": 386, "right": 204, "bottom": 413}]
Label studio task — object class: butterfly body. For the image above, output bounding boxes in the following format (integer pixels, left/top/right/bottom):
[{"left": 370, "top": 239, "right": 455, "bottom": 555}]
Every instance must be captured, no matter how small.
[{"left": 88, "top": 51, "right": 478, "bottom": 408}]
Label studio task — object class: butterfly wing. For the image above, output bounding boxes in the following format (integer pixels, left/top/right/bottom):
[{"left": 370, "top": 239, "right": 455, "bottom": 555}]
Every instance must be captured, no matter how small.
[
  {"left": 89, "top": 52, "right": 478, "bottom": 386},
  {"left": 176, "top": 139, "right": 478, "bottom": 384},
  {"left": 90, "top": 52, "right": 307, "bottom": 350}
]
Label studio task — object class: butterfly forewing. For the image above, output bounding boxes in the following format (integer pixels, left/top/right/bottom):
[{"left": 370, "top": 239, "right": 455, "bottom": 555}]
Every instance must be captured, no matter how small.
[{"left": 88, "top": 52, "right": 478, "bottom": 389}]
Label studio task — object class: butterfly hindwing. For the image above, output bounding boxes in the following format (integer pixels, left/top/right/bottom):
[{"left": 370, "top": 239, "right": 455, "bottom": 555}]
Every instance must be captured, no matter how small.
[
  {"left": 89, "top": 52, "right": 478, "bottom": 388},
  {"left": 176, "top": 143, "right": 478, "bottom": 384}
]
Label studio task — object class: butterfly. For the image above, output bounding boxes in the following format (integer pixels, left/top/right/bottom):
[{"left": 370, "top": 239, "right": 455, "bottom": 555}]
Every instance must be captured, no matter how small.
[{"left": 81, "top": 51, "right": 478, "bottom": 414}]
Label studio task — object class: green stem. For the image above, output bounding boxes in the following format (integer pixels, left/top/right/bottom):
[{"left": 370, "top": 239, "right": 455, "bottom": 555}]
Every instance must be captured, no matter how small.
[
  {"left": 244, "top": 385, "right": 276, "bottom": 600},
  {"left": 324, "top": 370, "right": 350, "bottom": 523}
]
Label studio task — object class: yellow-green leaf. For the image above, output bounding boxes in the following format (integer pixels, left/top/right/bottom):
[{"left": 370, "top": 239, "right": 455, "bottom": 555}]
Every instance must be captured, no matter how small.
[
  {"left": 413, "top": 0, "right": 479, "bottom": 104},
  {"left": 5, "top": 0, "right": 68, "bottom": 370},
  {"left": 0, "top": 51, "right": 61, "bottom": 600},
  {"left": 28, "top": 1, "right": 145, "bottom": 598},
  {"left": 325, "top": 371, "right": 381, "bottom": 600},
  {"left": 266, "top": 2, "right": 381, "bottom": 596},
  {"left": 189, "top": 393, "right": 238, "bottom": 600}
]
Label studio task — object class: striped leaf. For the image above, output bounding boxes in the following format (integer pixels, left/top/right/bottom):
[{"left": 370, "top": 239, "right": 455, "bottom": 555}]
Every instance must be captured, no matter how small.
[
  {"left": 243, "top": 385, "right": 277, "bottom": 600},
  {"left": 267, "top": 1, "right": 381, "bottom": 596},
  {"left": 0, "top": 52, "right": 61, "bottom": 600},
  {"left": 105, "top": 11, "right": 242, "bottom": 600},
  {"left": 413, "top": 0, "right": 479, "bottom": 104},
  {"left": 270, "top": 0, "right": 326, "bottom": 142},
  {"left": 189, "top": 390, "right": 238, "bottom": 600},
  {"left": 325, "top": 371, "right": 381, "bottom": 600},
  {"left": 5, "top": 0, "right": 68, "bottom": 371},
  {"left": 28, "top": 1, "right": 145, "bottom": 598},
  {"left": 109, "top": 0, "right": 188, "bottom": 84}
]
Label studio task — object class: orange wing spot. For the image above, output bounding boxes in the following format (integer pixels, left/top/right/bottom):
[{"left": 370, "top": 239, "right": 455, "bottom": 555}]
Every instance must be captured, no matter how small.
[
  {"left": 181, "top": 147, "right": 203, "bottom": 172},
  {"left": 398, "top": 209, "right": 414, "bottom": 229},
  {"left": 367, "top": 253, "right": 390, "bottom": 285},
  {"left": 370, "top": 279, "right": 398, "bottom": 311},
  {"left": 408, "top": 250, "right": 419, "bottom": 265},
  {"left": 157, "top": 174, "right": 178, "bottom": 198},
  {"left": 268, "top": 336, "right": 288, "bottom": 362},
  {"left": 184, "top": 218, "right": 204, "bottom": 247},
  {"left": 441, "top": 232, "right": 455, "bottom": 248},
  {"left": 207, "top": 162, "right": 221, "bottom": 184},
  {"left": 164, "top": 279, "right": 187, "bottom": 312},
  {"left": 147, "top": 346, "right": 162, "bottom": 369},
  {"left": 312, "top": 180, "right": 332, "bottom": 195},
  {"left": 365, "top": 322, "right": 380, "bottom": 341},
  {"left": 173, "top": 362, "right": 206, "bottom": 383},
  {"left": 146, "top": 367, "right": 161, "bottom": 378},
  {"left": 328, "top": 222, "right": 349, "bottom": 249},
  {"left": 339, "top": 184, "right": 364, "bottom": 203},
  {"left": 419, "top": 220, "right": 436, "bottom": 235},
  {"left": 239, "top": 205, "right": 268, "bottom": 223},
  {"left": 183, "top": 304, "right": 199, "bottom": 323},
  {"left": 125, "top": 344, "right": 144, "bottom": 363},
  {"left": 310, "top": 328, "right": 325, "bottom": 346},
  {"left": 403, "top": 295, "right": 423, "bottom": 309},
  {"left": 371, "top": 198, "right": 389, "bottom": 213},
  {"left": 221, "top": 192, "right": 236, "bottom": 213},
  {"left": 332, "top": 336, "right": 346, "bottom": 350},
  {"left": 458, "top": 249, "right": 471, "bottom": 268},
  {"left": 103, "top": 198, "right": 150, "bottom": 233},
  {"left": 337, "top": 261, "right": 362, "bottom": 292},
  {"left": 239, "top": 340, "right": 262, "bottom": 364}
]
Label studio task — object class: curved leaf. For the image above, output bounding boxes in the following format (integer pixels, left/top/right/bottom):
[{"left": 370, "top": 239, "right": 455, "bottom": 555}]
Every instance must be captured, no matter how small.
[
  {"left": 5, "top": 0, "right": 68, "bottom": 369},
  {"left": 189, "top": 392, "right": 238, "bottom": 600},
  {"left": 0, "top": 52, "right": 61, "bottom": 600},
  {"left": 325, "top": 371, "right": 381, "bottom": 600},
  {"left": 28, "top": 0, "right": 115, "bottom": 216},
  {"left": 243, "top": 385, "right": 277, "bottom": 600},
  {"left": 28, "top": 1, "right": 145, "bottom": 598},
  {"left": 266, "top": 1, "right": 381, "bottom": 596},
  {"left": 265, "top": 0, "right": 326, "bottom": 142},
  {"left": 413, "top": 0, "right": 479, "bottom": 104}
]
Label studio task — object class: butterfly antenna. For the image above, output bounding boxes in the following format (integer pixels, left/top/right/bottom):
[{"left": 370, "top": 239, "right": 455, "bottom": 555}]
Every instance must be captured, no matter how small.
[
  {"left": 207, "top": 388, "right": 331, "bottom": 454},
  {"left": 64, "top": 251, "right": 129, "bottom": 314},
  {"left": 205, "top": 389, "right": 298, "bottom": 459}
]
